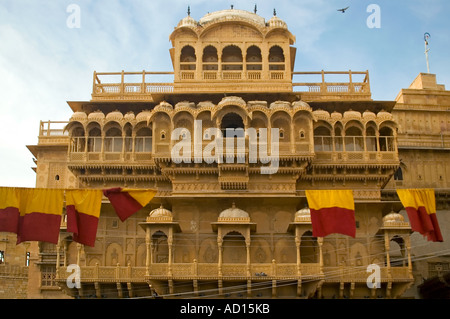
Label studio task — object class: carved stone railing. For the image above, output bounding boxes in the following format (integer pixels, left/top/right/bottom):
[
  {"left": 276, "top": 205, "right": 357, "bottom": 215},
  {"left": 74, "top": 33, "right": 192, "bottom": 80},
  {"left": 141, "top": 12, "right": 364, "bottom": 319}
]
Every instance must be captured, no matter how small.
[
  {"left": 56, "top": 263, "right": 411, "bottom": 284},
  {"left": 292, "top": 70, "right": 372, "bottom": 101},
  {"left": 37, "top": 121, "right": 69, "bottom": 145}
]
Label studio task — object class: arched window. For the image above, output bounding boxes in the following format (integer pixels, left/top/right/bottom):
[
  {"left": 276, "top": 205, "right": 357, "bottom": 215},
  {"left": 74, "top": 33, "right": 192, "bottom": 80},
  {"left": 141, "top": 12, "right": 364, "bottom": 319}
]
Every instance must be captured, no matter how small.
[
  {"left": 345, "top": 126, "right": 363, "bottom": 152},
  {"left": 269, "top": 46, "right": 285, "bottom": 70},
  {"left": 87, "top": 127, "right": 101, "bottom": 152},
  {"left": 334, "top": 126, "right": 343, "bottom": 151},
  {"left": 300, "top": 231, "right": 318, "bottom": 263},
  {"left": 221, "top": 112, "right": 245, "bottom": 138},
  {"left": 246, "top": 45, "right": 262, "bottom": 70},
  {"left": 135, "top": 127, "right": 152, "bottom": 152},
  {"left": 180, "top": 45, "right": 196, "bottom": 70},
  {"left": 202, "top": 45, "right": 218, "bottom": 71},
  {"left": 152, "top": 231, "right": 168, "bottom": 263},
  {"left": 222, "top": 45, "right": 243, "bottom": 71},
  {"left": 124, "top": 125, "right": 132, "bottom": 152},
  {"left": 104, "top": 127, "right": 122, "bottom": 153},
  {"left": 223, "top": 231, "right": 246, "bottom": 263},
  {"left": 71, "top": 126, "right": 85, "bottom": 152},
  {"left": 379, "top": 127, "right": 394, "bottom": 152},
  {"left": 314, "top": 126, "right": 332, "bottom": 152},
  {"left": 389, "top": 236, "right": 406, "bottom": 267},
  {"left": 366, "top": 126, "right": 377, "bottom": 151}
]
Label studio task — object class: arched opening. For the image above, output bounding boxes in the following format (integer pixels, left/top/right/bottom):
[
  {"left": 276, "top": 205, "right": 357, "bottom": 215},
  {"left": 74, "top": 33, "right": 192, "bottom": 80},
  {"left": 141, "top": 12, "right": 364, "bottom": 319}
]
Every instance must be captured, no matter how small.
[
  {"left": 345, "top": 126, "right": 363, "bottom": 152},
  {"left": 124, "top": 124, "right": 132, "bottom": 152},
  {"left": 269, "top": 45, "right": 285, "bottom": 70},
  {"left": 87, "top": 127, "right": 101, "bottom": 152},
  {"left": 223, "top": 231, "right": 246, "bottom": 263},
  {"left": 334, "top": 126, "right": 343, "bottom": 151},
  {"left": 104, "top": 127, "right": 122, "bottom": 153},
  {"left": 135, "top": 127, "right": 152, "bottom": 152},
  {"left": 389, "top": 236, "right": 406, "bottom": 267},
  {"left": 152, "top": 231, "right": 169, "bottom": 263},
  {"left": 300, "top": 231, "right": 318, "bottom": 263},
  {"left": 379, "top": 126, "right": 394, "bottom": 152},
  {"left": 70, "top": 126, "right": 85, "bottom": 152},
  {"left": 180, "top": 45, "right": 196, "bottom": 70},
  {"left": 366, "top": 126, "right": 378, "bottom": 151},
  {"left": 246, "top": 45, "right": 262, "bottom": 70},
  {"left": 221, "top": 112, "right": 245, "bottom": 138},
  {"left": 222, "top": 45, "right": 243, "bottom": 71},
  {"left": 202, "top": 45, "right": 218, "bottom": 70},
  {"left": 314, "top": 125, "right": 332, "bottom": 152}
]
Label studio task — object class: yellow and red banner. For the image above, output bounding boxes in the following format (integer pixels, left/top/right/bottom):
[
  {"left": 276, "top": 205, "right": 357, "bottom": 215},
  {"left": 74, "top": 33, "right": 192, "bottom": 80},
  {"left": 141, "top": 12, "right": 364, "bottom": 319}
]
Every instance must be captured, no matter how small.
[
  {"left": 66, "top": 189, "right": 102, "bottom": 247},
  {"left": 305, "top": 190, "right": 356, "bottom": 238},
  {"left": 0, "top": 187, "right": 20, "bottom": 234},
  {"left": 397, "top": 189, "right": 443, "bottom": 242},
  {"left": 0, "top": 188, "right": 65, "bottom": 244},
  {"left": 103, "top": 188, "right": 156, "bottom": 221}
]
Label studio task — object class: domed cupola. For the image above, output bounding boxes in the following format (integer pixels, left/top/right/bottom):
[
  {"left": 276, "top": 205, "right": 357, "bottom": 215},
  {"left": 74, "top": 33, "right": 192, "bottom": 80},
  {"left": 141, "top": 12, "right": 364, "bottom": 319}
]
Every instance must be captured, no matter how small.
[
  {"left": 294, "top": 207, "right": 312, "bottom": 224},
  {"left": 177, "top": 7, "right": 197, "bottom": 28},
  {"left": 267, "top": 9, "right": 287, "bottom": 29},
  {"left": 147, "top": 205, "right": 173, "bottom": 222},
  {"left": 218, "top": 202, "right": 250, "bottom": 223},
  {"left": 382, "top": 210, "right": 410, "bottom": 229}
]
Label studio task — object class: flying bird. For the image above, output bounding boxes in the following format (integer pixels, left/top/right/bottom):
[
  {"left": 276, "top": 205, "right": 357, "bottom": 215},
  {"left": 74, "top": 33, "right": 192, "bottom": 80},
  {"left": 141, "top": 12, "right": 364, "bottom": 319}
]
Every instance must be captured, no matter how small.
[{"left": 337, "top": 6, "right": 349, "bottom": 13}]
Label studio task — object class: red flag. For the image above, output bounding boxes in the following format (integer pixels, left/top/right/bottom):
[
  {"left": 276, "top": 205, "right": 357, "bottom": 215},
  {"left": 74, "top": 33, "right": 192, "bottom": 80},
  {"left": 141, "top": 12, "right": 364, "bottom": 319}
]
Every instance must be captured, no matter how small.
[{"left": 103, "top": 188, "right": 156, "bottom": 221}]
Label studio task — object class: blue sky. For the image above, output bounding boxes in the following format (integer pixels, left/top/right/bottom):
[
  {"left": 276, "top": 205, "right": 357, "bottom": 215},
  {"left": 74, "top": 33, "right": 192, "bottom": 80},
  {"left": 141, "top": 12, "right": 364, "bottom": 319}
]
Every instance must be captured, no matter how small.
[{"left": 0, "top": 0, "right": 449, "bottom": 187}]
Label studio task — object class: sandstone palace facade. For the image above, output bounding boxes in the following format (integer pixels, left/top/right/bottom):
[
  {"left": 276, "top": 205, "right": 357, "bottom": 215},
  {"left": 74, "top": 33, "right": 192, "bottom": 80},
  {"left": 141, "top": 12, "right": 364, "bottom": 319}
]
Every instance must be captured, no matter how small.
[{"left": 1, "top": 8, "right": 449, "bottom": 299}]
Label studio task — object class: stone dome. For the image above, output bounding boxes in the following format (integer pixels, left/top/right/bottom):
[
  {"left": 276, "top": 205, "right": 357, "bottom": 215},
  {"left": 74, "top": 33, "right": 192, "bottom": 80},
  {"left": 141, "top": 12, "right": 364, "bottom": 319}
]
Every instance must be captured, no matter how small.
[
  {"left": 218, "top": 203, "right": 250, "bottom": 222},
  {"left": 343, "top": 109, "right": 362, "bottom": 121},
  {"left": 268, "top": 14, "right": 287, "bottom": 29},
  {"left": 105, "top": 110, "right": 123, "bottom": 122},
  {"left": 70, "top": 111, "right": 88, "bottom": 122},
  {"left": 177, "top": 15, "right": 197, "bottom": 28},
  {"left": 199, "top": 9, "right": 266, "bottom": 27},
  {"left": 294, "top": 207, "right": 311, "bottom": 223},
  {"left": 377, "top": 110, "right": 393, "bottom": 122},
  {"left": 124, "top": 111, "right": 136, "bottom": 122},
  {"left": 362, "top": 110, "right": 376, "bottom": 122},
  {"left": 88, "top": 110, "right": 105, "bottom": 121},
  {"left": 136, "top": 110, "right": 152, "bottom": 123},
  {"left": 382, "top": 211, "right": 410, "bottom": 228},
  {"left": 147, "top": 205, "right": 173, "bottom": 222},
  {"left": 313, "top": 109, "right": 331, "bottom": 121},
  {"left": 330, "top": 111, "right": 343, "bottom": 122}
]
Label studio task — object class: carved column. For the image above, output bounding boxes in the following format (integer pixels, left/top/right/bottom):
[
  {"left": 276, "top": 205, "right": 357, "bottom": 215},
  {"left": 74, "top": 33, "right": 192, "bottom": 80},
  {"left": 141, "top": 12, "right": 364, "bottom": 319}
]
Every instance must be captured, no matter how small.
[
  {"left": 121, "top": 132, "right": 126, "bottom": 161},
  {"left": 318, "top": 237, "right": 324, "bottom": 274},
  {"left": 168, "top": 227, "right": 173, "bottom": 276},
  {"left": 100, "top": 131, "right": 105, "bottom": 161},
  {"left": 217, "top": 238, "right": 223, "bottom": 277},
  {"left": 145, "top": 228, "right": 151, "bottom": 276},
  {"left": 290, "top": 118, "right": 295, "bottom": 153},
  {"left": 295, "top": 235, "right": 301, "bottom": 276},
  {"left": 76, "top": 243, "right": 82, "bottom": 266},
  {"left": 405, "top": 236, "right": 413, "bottom": 277},
  {"left": 246, "top": 237, "right": 251, "bottom": 277}
]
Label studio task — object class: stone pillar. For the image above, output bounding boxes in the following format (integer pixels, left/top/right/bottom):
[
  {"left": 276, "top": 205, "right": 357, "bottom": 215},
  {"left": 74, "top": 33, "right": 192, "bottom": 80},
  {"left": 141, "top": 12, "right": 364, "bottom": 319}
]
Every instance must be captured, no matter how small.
[
  {"left": 168, "top": 228, "right": 173, "bottom": 276},
  {"left": 318, "top": 237, "right": 324, "bottom": 274},
  {"left": 145, "top": 228, "right": 151, "bottom": 276},
  {"left": 246, "top": 237, "right": 251, "bottom": 277},
  {"left": 217, "top": 237, "right": 223, "bottom": 277}
]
